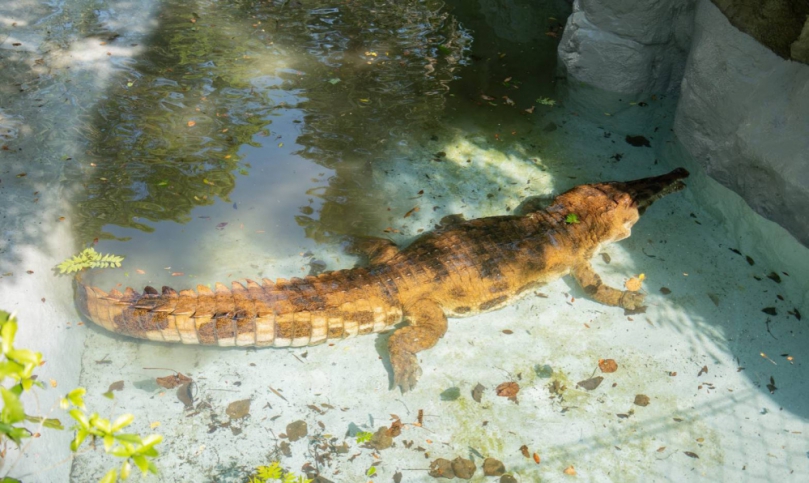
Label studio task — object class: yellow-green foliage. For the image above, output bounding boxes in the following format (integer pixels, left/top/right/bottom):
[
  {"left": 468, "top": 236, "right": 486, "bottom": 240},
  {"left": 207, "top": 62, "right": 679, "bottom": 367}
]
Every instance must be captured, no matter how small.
[
  {"left": 247, "top": 462, "right": 312, "bottom": 483},
  {"left": 57, "top": 248, "right": 124, "bottom": 274},
  {"left": 0, "top": 311, "right": 162, "bottom": 483}
]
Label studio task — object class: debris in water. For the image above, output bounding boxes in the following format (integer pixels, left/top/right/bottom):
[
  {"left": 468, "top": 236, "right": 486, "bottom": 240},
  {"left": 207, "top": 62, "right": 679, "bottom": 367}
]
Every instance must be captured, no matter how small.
[
  {"left": 660, "top": 287, "right": 671, "bottom": 295},
  {"left": 451, "top": 457, "right": 476, "bottom": 479},
  {"left": 155, "top": 372, "right": 192, "bottom": 389},
  {"left": 226, "top": 399, "right": 251, "bottom": 420},
  {"left": 698, "top": 365, "right": 708, "bottom": 377},
  {"left": 495, "top": 382, "right": 520, "bottom": 403},
  {"left": 285, "top": 420, "right": 308, "bottom": 441},
  {"left": 684, "top": 451, "right": 700, "bottom": 459},
  {"left": 576, "top": 376, "right": 603, "bottom": 391},
  {"left": 634, "top": 394, "right": 651, "bottom": 407},
  {"left": 766, "top": 272, "right": 782, "bottom": 283},
  {"left": 519, "top": 445, "right": 530, "bottom": 458},
  {"left": 625, "top": 135, "right": 650, "bottom": 147},
  {"left": 472, "top": 383, "right": 485, "bottom": 403},
  {"left": 429, "top": 458, "right": 454, "bottom": 478},
  {"left": 766, "top": 376, "right": 777, "bottom": 394},
  {"left": 563, "top": 465, "right": 577, "bottom": 475},
  {"left": 483, "top": 457, "right": 506, "bottom": 476},
  {"left": 762, "top": 307, "right": 777, "bottom": 316},
  {"left": 598, "top": 359, "right": 618, "bottom": 373}
]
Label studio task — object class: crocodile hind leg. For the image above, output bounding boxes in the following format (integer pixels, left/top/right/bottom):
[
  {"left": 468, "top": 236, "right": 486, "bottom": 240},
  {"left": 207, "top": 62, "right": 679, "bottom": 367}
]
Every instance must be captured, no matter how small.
[
  {"left": 388, "top": 299, "right": 447, "bottom": 392},
  {"left": 572, "top": 261, "right": 645, "bottom": 310}
]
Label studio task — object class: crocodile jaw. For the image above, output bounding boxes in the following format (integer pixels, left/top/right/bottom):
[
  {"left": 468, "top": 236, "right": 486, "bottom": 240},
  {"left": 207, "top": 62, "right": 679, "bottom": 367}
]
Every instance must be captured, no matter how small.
[{"left": 621, "top": 167, "right": 690, "bottom": 215}]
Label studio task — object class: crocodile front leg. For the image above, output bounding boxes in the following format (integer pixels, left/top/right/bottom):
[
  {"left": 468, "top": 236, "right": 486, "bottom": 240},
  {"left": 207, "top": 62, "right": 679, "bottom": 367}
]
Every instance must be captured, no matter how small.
[
  {"left": 572, "top": 261, "right": 645, "bottom": 310},
  {"left": 388, "top": 299, "right": 447, "bottom": 392}
]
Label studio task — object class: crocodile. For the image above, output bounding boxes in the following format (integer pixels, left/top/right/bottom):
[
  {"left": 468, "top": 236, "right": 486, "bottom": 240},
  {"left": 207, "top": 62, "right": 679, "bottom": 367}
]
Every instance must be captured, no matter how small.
[{"left": 76, "top": 168, "right": 689, "bottom": 391}]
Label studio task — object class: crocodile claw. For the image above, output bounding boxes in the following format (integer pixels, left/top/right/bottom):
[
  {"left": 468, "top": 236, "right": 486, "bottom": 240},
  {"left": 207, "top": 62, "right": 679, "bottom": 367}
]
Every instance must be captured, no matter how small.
[{"left": 391, "top": 352, "right": 422, "bottom": 392}]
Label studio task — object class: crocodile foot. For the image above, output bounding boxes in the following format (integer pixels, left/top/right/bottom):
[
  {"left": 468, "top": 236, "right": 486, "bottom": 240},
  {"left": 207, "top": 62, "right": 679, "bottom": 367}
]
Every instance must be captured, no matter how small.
[
  {"left": 619, "top": 291, "right": 646, "bottom": 310},
  {"left": 391, "top": 351, "right": 422, "bottom": 392}
]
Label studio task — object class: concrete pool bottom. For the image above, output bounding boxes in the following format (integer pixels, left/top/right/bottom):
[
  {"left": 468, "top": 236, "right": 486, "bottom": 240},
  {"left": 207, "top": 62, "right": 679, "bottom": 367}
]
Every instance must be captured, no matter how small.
[
  {"left": 69, "top": 117, "right": 809, "bottom": 482},
  {"left": 2, "top": 0, "right": 808, "bottom": 481}
]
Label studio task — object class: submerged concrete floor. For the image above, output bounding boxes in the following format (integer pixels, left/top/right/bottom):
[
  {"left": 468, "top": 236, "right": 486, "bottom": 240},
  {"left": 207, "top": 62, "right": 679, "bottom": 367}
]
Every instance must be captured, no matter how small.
[{"left": 2, "top": 1, "right": 809, "bottom": 483}]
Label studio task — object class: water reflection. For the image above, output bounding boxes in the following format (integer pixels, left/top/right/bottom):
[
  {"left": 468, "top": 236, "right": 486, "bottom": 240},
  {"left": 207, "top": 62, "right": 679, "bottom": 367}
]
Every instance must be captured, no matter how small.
[{"left": 72, "top": 0, "right": 470, "bottom": 245}]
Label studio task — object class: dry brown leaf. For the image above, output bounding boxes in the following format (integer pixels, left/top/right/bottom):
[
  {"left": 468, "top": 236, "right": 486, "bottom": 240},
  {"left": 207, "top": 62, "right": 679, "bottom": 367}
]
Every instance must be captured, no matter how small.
[
  {"left": 519, "top": 444, "right": 530, "bottom": 458},
  {"left": 564, "top": 465, "right": 576, "bottom": 475},
  {"left": 187, "top": 120, "right": 196, "bottom": 127},
  {"left": 533, "top": 453, "right": 541, "bottom": 464},
  {"left": 598, "top": 358, "right": 618, "bottom": 373},
  {"left": 156, "top": 372, "right": 192, "bottom": 389},
  {"left": 496, "top": 382, "right": 520, "bottom": 401}
]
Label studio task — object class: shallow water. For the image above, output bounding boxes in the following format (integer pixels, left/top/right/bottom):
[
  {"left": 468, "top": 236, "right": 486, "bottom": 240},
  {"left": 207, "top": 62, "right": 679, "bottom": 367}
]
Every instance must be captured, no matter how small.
[{"left": 2, "top": 0, "right": 808, "bottom": 482}]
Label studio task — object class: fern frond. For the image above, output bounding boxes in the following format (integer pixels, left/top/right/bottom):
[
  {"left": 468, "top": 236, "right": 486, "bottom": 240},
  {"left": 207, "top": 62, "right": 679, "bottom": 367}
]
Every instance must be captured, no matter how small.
[{"left": 57, "top": 248, "right": 125, "bottom": 274}]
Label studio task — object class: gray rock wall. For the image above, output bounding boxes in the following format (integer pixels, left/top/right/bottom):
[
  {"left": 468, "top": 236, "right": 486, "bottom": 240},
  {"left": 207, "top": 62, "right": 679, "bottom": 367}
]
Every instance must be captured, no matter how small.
[
  {"left": 558, "top": 0, "right": 809, "bottom": 246},
  {"left": 674, "top": 0, "right": 809, "bottom": 246},
  {"left": 558, "top": 0, "right": 696, "bottom": 94}
]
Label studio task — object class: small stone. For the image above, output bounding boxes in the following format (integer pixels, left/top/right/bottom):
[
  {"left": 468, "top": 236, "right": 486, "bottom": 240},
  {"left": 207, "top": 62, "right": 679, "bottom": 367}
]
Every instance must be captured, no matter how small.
[
  {"left": 451, "top": 457, "right": 476, "bottom": 479},
  {"left": 368, "top": 426, "right": 393, "bottom": 450},
  {"left": 634, "top": 394, "right": 651, "bottom": 407},
  {"left": 429, "top": 458, "right": 454, "bottom": 479},
  {"left": 500, "top": 475, "right": 518, "bottom": 483},
  {"left": 483, "top": 457, "right": 506, "bottom": 476},
  {"left": 286, "top": 420, "right": 308, "bottom": 442}
]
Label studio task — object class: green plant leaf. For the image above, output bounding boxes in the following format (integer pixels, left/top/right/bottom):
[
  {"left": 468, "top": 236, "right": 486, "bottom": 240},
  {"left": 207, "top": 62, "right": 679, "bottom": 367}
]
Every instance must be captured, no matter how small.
[
  {"left": 1, "top": 387, "right": 25, "bottom": 424},
  {"left": 366, "top": 466, "right": 377, "bottom": 476},
  {"left": 120, "top": 460, "right": 132, "bottom": 480},
  {"left": 355, "top": 431, "right": 373, "bottom": 444},
  {"left": 67, "top": 387, "right": 86, "bottom": 409},
  {"left": 98, "top": 468, "right": 117, "bottom": 483},
  {"left": 111, "top": 413, "right": 134, "bottom": 432},
  {"left": 132, "top": 454, "right": 149, "bottom": 473},
  {"left": 565, "top": 213, "right": 580, "bottom": 224},
  {"left": 69, "top": 409, "right": 90, "bottom": 429}
]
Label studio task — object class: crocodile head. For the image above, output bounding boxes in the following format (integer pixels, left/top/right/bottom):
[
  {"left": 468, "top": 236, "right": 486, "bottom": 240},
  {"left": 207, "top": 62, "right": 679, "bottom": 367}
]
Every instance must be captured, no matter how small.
[{"left": 551, "top": 168, "right": 690, "bottom": 243}]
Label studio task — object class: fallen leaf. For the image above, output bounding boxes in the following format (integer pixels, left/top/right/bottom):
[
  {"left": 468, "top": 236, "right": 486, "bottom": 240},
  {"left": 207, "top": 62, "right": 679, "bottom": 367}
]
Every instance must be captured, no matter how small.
[
  {"left": 563, "top": 465, "right": 576, "bottom": 475},
  {"left": 496, "top": 382, "right": 520, "bottom": 402},
  {"left": 481, "top": 94, "right": 495, "bottom": 101},
  {"left": 216, "top": 222, "right": 228, "bottom": 230},
  {"left": 684, "top": 451, "right": 699, "bottom": 459},
  {"left": 598, "top": 359, "right": 618, "bottom": 373},
  {"left": 634, "top": 394, "right": 650, "bottom": 407},
  {"left": 171, "top": 272, "right": 184, "bottom": 276},
  {"left": 524, "top": 106, "right": 535, "bottom": 114},
  {"left": 108, "top": 380, "right": 124, "bottom": 393},
  {"left": 187, "top": 120, "right": 196, "bottom": 127},
  {"left": 472, "top": 383, "right": 484, "bottom": 403},
  {"left": 136, "top": 269, "right": 146, "bottom": 275},
  {"left": 762, "top": 307, "right": 777, "bottom": 316},
  {"left": 156, "top": 372, "right": 192, "bottom": 389},
  {"left": 533, "top": 452, "right": 541, "bottom": 464},
  {"left": 697, "top": 365, "right": 708, "bottom": 377},
  {"left": 576, "top": 376, "right": 604, "bottom": 391},
  {"left": 502, "top": 329, "right": 513, "bottom": 334},
  {"left": 176, "top": 382, "right": 194, "bottom": 407},
  {"left": 150, "top": 421, "right": 161, "bottom": 429},
  {"left": 656, "top": 446, "right": 666, "bottom": 453},
  {"left": 519, "top": 444, "right": 530, "bottom": 458},
  {"left": 404, "top": 206, "right": 419, "bottom": 218},
  {"left": 226, "top": 399, "right": 251, "bottom": 420}
]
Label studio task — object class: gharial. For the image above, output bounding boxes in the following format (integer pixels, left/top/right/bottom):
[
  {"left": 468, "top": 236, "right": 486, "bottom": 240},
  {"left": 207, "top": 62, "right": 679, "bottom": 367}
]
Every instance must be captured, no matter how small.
[{"left": 76, "top": 168, "right": 690, "bottom": 391}]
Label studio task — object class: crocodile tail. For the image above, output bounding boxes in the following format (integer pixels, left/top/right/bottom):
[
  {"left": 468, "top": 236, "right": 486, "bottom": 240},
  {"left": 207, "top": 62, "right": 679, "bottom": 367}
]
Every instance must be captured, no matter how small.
[{"left": 74, "top": 274, "right": 402, "bottom": 348}]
